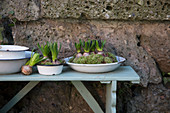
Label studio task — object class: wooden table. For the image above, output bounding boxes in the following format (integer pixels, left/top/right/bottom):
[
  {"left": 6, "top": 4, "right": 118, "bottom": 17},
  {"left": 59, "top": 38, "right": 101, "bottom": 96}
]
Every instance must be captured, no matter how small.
[{"left": 0, "top": 66, "right": 140, "bottom": 113}]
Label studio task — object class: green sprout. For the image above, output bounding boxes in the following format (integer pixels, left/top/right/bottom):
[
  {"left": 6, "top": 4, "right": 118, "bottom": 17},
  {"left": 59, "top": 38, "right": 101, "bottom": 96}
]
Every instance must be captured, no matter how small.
[
  {"left": 37, "top": 42, "right": 50, "bottom": 58},
  {"left": 49, "top": 42, "right": 61, "bottom": 64},
  {"left": 96, "top": 40, "right": 106, "bottom": 52},
  {"left": 82, "top": 39, "right": 95, "bottom": 53},
  {"left": 75, "top": 39, "right": 82, "bottom": 53},
  {"left": 25, "top": 51, "right": 46, "bottom": 67},
  {"left": 90, "top": 40, "right": 96, "bottom": 52}
]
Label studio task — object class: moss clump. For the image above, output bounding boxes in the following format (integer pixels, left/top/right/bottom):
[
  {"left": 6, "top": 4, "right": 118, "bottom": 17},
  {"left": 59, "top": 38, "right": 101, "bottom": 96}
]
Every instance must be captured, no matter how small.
[
  {"left": 104, "top": 57, "right": 113, "bottom": 63},
  {"left": 86, "top": 54, "right": 104, "bottom": 64},
  {"left": 40, "top": 62, "right": 53, "bottom": 65},
  {"left": 105, "top": 52, "right": 117, "bottom": 62},
  {"left": 69, "top": 52, "right": 118, "bottom": 64},
  {"left": 68, "top": 57, "right": 75, "bottom": 62},
  {"left": 73, "top": 56, "right": 87, "bottom": 64},
  {"left": 72, "top": 54, "right": 104, "bottom": 64}
]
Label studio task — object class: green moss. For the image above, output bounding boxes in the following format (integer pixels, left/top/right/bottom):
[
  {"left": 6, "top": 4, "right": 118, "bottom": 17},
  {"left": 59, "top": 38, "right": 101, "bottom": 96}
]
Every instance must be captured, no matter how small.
[
  {"left": 71, "top": 54, "right": 105, "bottom": 64},
  {"left": 73, "top": 56, "right": 87, "bottom": 64},
  {"left": 104, "top": 57, "right": 113, "bottom": 63},
  {"left": 40, "top": 62, "right": 53, "bottom": 65},
  {"left": 86, "top": 54, "right": 104, "bottom": 64},
  {"left": 106, "top": 52, "right": 117, "bottom": 62},
  {"left": 69, "top": 57, "right": 75, "bottom": 62},
  {"left": 0, "top": 27, "right": 3, "bottom": 43},
  {"left": 70, "top": 52, "right": 119, "bottom": 64}
]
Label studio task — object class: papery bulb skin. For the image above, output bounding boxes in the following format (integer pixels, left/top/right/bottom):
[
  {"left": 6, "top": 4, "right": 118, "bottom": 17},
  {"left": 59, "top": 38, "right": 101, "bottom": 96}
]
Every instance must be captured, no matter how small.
[
  {"left": 21, "top": 65, "right": 32, "bottom": 75},
  {"left": 97, "top": 51, "right": 104, "bottom": 55},
  {"left": 83, "top": 52, "right": 89, "bottom": 57},
  {"left": 76, "top": 53, "right": 83, "bottom": 58}
]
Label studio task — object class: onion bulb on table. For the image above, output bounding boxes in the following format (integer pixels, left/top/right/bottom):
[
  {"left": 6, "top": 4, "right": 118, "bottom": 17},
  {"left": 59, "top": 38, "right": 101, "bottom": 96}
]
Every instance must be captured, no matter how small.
[
  {"left": 76, "top": 53, "right": 83, "bottom": 58},
  {"left": 21, "top": 52, "right": 46, "bottom": 75},
  {"left": 21, "top": 65, "right": 32, "bottom": 75}
]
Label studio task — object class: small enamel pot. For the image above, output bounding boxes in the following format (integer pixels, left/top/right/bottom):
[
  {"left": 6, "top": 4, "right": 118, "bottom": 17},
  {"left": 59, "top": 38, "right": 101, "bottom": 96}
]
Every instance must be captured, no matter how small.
[{"left": 37, "top": 64, "right": 63, "bottom": 75}]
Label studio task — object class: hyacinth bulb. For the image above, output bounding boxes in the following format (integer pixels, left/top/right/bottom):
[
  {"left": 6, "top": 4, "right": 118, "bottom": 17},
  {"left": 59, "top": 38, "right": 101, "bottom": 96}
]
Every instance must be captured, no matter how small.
[
  {"left": 83, "top": 52, "right": 90, "bottom": 56},
  {"left": 21, "top": 65, "right": 32, "bottom": 75},
  {"left": 76, "top": 53, "right": 83, "bottom": 58},
  {"left": 97, "top": 51, "right": 104, "bottom": 55},
  {"left": 96, "top": 39, "right": 106, "bottom": 55}
]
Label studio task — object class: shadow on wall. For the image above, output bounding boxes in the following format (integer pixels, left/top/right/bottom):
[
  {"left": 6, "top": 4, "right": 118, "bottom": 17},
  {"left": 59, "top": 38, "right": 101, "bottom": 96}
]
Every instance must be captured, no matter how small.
[{"left": 0, "top": 17, "right": 14, "bottom": 45}]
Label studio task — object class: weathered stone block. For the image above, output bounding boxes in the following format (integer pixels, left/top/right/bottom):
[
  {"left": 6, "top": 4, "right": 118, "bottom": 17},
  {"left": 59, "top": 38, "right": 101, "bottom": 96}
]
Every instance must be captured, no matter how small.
[
  {"left": 0, "top": 0, "right": 40, "bottom": 21},
  {"left": 127, "top": 83, "right": 170, "bottom": 113},
  {"left": 0, "top": 0, "right": 170, "bottom": 21}
]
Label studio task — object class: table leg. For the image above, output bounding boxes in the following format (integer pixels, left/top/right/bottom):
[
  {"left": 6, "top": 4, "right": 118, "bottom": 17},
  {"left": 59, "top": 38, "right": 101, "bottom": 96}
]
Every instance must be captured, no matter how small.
[
  {"left": 71, "top": 81, "right": 104, "bottom": 113},
  {"left": 106, "top": 81, "right": 117, "bottom": 113},
  {"left": 0, "top": 81, "right": 39, "bottom": 113}
]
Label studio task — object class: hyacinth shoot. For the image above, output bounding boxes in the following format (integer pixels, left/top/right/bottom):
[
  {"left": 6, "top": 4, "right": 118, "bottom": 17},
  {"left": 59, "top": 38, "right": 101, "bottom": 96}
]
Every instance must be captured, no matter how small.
[
  {"left": 49, "top": 42, "right": 62, "bottom": 64},
  {"left": 96, "top": 40, "right": 106, "bottom": 52},
  {"left": 37, "top": 42, "right": 50, "bottom": 58}
]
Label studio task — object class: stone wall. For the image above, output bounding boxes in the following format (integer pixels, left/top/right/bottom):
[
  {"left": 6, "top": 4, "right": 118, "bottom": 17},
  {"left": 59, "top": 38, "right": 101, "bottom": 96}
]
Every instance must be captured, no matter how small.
[
  {"left": 0, "top": 0, "right": 170, "bottom": 113},
  {"left": 1, "top": 0, "right": 170, "bottom": 21},
  {"left": 13, "top": 20, "right": 170, "bottom": 87}
]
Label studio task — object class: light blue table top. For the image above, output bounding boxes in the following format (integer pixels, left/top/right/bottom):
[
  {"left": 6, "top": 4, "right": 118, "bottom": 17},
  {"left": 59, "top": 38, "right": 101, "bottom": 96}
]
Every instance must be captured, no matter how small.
[{"left": 0, "top": 66, "right": 140, "bottom": 82}]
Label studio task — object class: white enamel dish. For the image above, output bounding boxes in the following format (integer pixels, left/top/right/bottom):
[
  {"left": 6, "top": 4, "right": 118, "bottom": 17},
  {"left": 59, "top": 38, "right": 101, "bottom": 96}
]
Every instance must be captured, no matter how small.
[
  {"left": 0, "top": 45, "right": 29, "bottom": 59},
  {"left": 0, "top": 51, "right": 31, "bottom": 74},
  {"left": 37, "top": 64, "right": 63, "bottom": 75},
  {"left": 65, "top": 56, "right": 126, "bottom": 73}
]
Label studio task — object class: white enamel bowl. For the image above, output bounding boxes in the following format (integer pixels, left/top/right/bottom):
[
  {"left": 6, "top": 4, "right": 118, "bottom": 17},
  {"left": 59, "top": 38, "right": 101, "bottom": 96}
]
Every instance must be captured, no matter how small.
[
  {"left": 65, "top": 56, "right": 126, "bottom": 73},
  {"left": 37, "top": 65, "right": 63, "bottom": 75},
  {"left": 0, "top": 45, "right": 29, "bottom": 59},
  {"left": 0, "top": 51, "right": 31, "bottom": 74}
]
